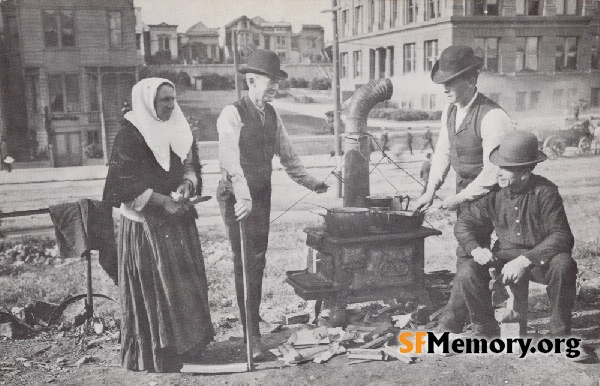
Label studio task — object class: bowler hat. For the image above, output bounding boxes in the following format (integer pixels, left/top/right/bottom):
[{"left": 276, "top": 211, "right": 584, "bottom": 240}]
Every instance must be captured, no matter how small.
[
  {"left": 489, "top": 131, "right": 547, "bottom": 167},
  {"left": 239, "top": 49, "right": 288, "bottom": 80},
  {"left": 431, "top": 45, "right": 483, "bottom": 84}
]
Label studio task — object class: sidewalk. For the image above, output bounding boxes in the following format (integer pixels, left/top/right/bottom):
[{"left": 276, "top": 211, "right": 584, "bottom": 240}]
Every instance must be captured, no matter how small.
[{"left": 0, "top": 152, "right": 431, "bottom": 186}]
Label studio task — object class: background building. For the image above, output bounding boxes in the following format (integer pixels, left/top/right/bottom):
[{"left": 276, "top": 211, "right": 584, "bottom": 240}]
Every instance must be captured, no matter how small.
[
  {"left": 337, "top": 0, "right": 600, "bottom": 117},
  {"left": 1, "top": 0, "right": 138, "bottom": 166},
  {"left": 223, "top": 15, "right": 327, "bottom": 64},
  {"left": 147, "top": 22, "right": 179, "bottom": 62},
  {"left": 181, "top": 21, "right": 221, "bottom": 64}
]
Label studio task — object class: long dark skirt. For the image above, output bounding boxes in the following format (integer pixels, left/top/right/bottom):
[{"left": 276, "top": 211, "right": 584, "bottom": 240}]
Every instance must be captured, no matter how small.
[{"left": 118, "top": 211, "right": 214, "bottom": 372}]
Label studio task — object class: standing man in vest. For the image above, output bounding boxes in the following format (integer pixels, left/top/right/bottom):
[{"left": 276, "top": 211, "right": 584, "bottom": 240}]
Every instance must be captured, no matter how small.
[
  {"left": 415, "top": 45, "right": 514, "bottom": 336},
  {"left": 217, "top": 49, "right": 328, "bottom": 357}
]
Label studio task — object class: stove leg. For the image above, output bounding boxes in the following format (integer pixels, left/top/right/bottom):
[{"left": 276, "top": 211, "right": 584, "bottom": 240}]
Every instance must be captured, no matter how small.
[{"left": 304, "top": 300, "right": 323, "bottom": 324}]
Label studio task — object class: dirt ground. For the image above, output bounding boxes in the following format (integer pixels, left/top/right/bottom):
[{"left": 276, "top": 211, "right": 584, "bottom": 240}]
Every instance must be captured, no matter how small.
[{"left": 1, "top": 152, "right": 599, "bottom": 385}]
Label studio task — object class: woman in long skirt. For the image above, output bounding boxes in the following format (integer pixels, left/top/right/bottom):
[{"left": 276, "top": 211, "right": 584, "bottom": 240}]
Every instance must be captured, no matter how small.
[{"left": 103, "top": 78, "right": 214, "bottom": 372}]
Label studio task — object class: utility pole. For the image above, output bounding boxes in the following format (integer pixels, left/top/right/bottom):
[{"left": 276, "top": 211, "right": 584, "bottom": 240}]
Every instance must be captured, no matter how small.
[
  {"left": 324, "top": 0, "right": 343, "bottom": 198},
  {"left": 232, "top": 29, "right": 241, "bottom": 100}
]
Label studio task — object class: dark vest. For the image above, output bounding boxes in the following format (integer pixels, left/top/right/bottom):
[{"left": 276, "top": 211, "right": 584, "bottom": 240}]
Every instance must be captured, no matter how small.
[
  {"left": 233, "top": 97, "right": 278, "bottom": 197},
  {"left": 447, "top": 93, "right": 503, "bottom": 192}
]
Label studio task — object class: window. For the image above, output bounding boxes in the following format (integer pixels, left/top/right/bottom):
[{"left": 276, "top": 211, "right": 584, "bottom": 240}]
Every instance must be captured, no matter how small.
[
  {"left": 108, "top": 11, "right": 122, "bottom": 48},
  {"left": 341, "top": 10, "right": 349, "bottom": 37},
  {"left": 136, "top": 33, "right": 142, "bottom": 50},
  {"left": 474, "top": 37, "right": 499, "bottom": 72},
  {"left": 421, "top": 94, "right": 428, "bottom": 109},
  {"left": 529, "top": 91, "right": 541, "bottom": 110},
  {"left": 276, "top": 36, "right": 286, "bottom": 48},
  {"left": 516, "top": 37, "right": 538, "bottom": 71},
  {"left": 556, "top": 37, "right": 578, "bottom": 71},
  {"left": 48, "top": 74, "right": 80, "bottom": 113},
  {"left": 378, "top": 0, "right": 386, "bottom": 30},
  {"left": 555, "top": 0, "right": 577, "bottom": 15},
  {"left": 429, "top": 94, "right": 436, "bottom": 110},
  {"left": 87, "top": 74, "right": 99, "bottom": 112},
  {"left": 516, "top": 91, "right": 527, "bottom": 112},
  {"left": 406, "top": 0, "right": 417, "bottom": 24},
  {"left": 354, "top": 6, "right": 363, "bottom": 35},
  {"left": 592, "top": 35, "right": 600, "bottom": 70},
  {"left": 390, "top": 0, "right": 398, "bottom": 27},
  {"left": 368, "top": 0, "right": 375, "bottom": 32},
  {"left": 516, "top": 0, "right": 540, "bottom": 16},
  {"left": 425, "top": 0, "right": 442, "bottom": 20},
  {"left": 353, "top": 50, "right": 362, "bottom": 77},
  {"left": 474, "top": 0, "right": 499, "bottom": 16},
  {"left": 87, "top": 131, "right": 101, "bottom": 146},
  {"left": 159, "top": 36, "right": 170, "bottom": 51},
  {"left": 27, "top": 75, "right": 39, "bottom": 114},
  {"left": 424, "top": 40, "right": 438, "bottom": 72},
  {"left": 404, "top": 43, "right": 416, "bottom": 73},
  {"left": 43, "top": 10, "right": 76, "bottom": 48},
  {"left": 553, "top": 89, "right": 564, "bottom": 109},
  {"left": 253, "top": 34, "right": 260, "bottom": 46},
  {"left": 388, "top": 46, "right": 395, "bottom": 76},
  {"left": 341, "top": 52, "right": 349, "bottom": 78}
]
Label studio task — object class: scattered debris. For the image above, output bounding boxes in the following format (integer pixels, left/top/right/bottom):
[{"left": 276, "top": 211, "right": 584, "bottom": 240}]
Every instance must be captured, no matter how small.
[
  {"left": 284, "top": 312, "right": 310, "bottom": 325},
  {"left": 347, "top": 348, "right": 385, "bottom": 361},
  {"left": 75, "top": 356, "right": 93, "bottom": 366}
]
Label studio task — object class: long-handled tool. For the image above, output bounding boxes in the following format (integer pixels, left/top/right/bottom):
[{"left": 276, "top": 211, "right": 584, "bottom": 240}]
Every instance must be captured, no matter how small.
[{"left": 240, "top": 219, "right": 255, "bottom": 372}]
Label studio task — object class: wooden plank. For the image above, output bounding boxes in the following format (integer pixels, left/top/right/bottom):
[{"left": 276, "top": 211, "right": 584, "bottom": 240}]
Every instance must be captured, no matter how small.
[
  {"left": 359, "top": 333, "right": 394, "bottom": 349},
  {"left": 382, "top": 345, "right": 414, "bottom": 364},
  {"left": 180, "top": 363, "right": 248, "bottom": 374}
]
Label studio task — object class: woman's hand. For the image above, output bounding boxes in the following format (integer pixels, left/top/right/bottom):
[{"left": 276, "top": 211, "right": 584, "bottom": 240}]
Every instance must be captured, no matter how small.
[
  {"left": 149, "top": 192, "right": 189, "bottom": 216},
  {"left": 175, "top": 180, "right": 194, "bottom": 199}
]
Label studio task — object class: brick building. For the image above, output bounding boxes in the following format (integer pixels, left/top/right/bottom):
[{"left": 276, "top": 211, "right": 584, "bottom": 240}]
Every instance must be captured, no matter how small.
[
  {"left": 1, "top": 0, "right": 138, "bottom": 166},
  {"left": 337, "top": 0, "right": 600, "bottom": 117}
]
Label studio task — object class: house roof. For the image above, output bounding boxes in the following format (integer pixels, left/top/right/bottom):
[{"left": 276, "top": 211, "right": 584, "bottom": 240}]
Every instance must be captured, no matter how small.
[
  {"left": 186, "top": 21, "right": 219, "bottom": 36},
  {"left": 148, "top": 22, "right": 178, "bottom": 29}
]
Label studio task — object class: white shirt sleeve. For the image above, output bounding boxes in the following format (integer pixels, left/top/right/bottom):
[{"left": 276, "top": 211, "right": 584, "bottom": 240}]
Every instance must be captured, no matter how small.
[
  {"left": 455, "top": 108, "right": 514, "bottom": 201},
  {"left": 275, "top": 111, "right": 321, "bottom": 190},
  {"left": 426, "top": 104, "right": 452, "bottom": 192},
  {"left": 217, "top": 105, "right": 251, "bottom": 201}
]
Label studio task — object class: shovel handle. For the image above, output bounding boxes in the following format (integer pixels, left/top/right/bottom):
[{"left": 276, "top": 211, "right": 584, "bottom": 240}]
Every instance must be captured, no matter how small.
[{"left": 239, "top": 221, "right": 255, "bottom": 372}]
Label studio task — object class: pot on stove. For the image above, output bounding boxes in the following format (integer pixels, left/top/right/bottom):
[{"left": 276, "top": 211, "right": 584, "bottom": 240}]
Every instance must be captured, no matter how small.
[{"left": 311, "top": 207, "right": 370, "bottom": 238}]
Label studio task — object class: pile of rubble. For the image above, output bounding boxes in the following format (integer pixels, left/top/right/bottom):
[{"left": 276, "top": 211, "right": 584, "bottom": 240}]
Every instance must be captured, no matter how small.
[{"left": 269, "top": 300, "right": 446, "bottom": 367}]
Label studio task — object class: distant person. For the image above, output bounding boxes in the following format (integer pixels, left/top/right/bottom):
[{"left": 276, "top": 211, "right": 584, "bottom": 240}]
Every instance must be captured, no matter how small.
[
  {"left": 573, "top": 104, "right": 580, "bottom": 121},
  {"left": 324, "top": 110, "right": 344, "bottom": 135},
  {"left": 406, "top": 127, "right": 413, "bottom": 155},
  {"left": 423, "top": 127, "right": 434, "bottom": 151},
  {"left": 420, "top": 153, "right": 432, "bottom": 194},
  {"left": 381, "top": 128, "right": 390, "bottom": 151},
  {"left": 1, "top": 136, "right": 12, "bottom": 172}
]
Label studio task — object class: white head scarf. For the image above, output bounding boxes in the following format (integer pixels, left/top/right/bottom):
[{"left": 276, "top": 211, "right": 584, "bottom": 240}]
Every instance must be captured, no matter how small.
[{"left": 124, "top": 78, "right": 193, "bottom": 171}]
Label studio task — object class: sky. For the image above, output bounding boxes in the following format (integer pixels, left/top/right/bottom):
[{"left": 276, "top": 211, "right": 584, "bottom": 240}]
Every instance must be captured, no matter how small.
[{"left": 134, "top": 0, "right": 334, "bottom": 40}]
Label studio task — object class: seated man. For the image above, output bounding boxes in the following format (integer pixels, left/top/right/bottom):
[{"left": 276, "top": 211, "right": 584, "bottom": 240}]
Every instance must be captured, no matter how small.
[{"left": 448, "top": 130, "right": 577, "bottom": 337}]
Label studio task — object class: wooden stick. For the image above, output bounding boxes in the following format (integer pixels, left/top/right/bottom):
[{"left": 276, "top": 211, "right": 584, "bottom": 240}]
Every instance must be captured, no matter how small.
[{"left": 240, "top": 221, "right": 255, "bottom": 372}]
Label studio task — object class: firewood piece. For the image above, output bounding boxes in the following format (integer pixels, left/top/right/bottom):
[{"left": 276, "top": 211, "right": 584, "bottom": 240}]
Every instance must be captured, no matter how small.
[
  {"left": 429, "top": 306, "right": 446, "bottom": 322},
  {"left": 359, "top": 333, "right": 394, "bottom": 349},
  {"left": 180, "top": 363, "right": 248, "bottom": 373},
  {"left": 382, "top": 345, "right": 414, "bottom": 364},
  {"left": 284, "top": 312, "right": 310, "bottom": 325}
]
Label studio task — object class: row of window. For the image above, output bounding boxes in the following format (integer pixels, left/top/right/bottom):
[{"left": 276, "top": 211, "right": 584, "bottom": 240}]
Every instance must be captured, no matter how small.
[
  {"left": 27, "top": 73, "right": 100, "bottom": 114},
  {"left": 342, "top": 0, "right": 441, "bottom": 37},
  {"left": 42, "top": 9, "right": 123, "bottom": 49},
  {"left": 341, "top": 0, "right": 585, "bottom": 39},
  {"left": 341, "top": 35, "right": 600, "bottom": 78},
  {"left": 393, "top": 87, "right": 586, "bottom": 112}
]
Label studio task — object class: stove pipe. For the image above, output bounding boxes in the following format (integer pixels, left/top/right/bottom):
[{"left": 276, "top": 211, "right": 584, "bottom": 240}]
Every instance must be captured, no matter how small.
[{"left": 343, "top": 78, "right": 394, "bottom": 207}]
